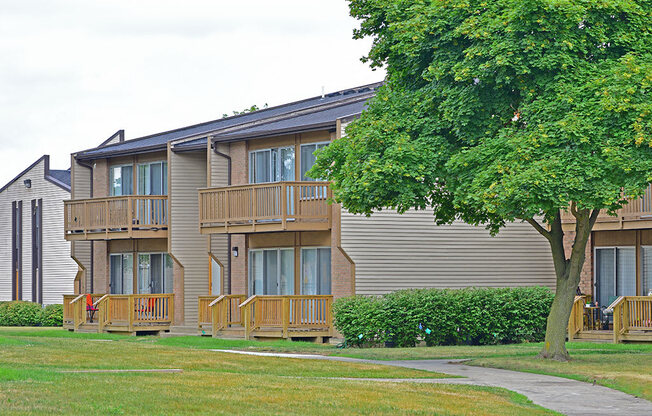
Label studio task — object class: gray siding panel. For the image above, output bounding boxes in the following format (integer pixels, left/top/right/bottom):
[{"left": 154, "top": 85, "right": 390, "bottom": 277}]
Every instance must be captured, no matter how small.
[
  {"left": 0, "top": 160, "right": 77, "bottom": 303},
  {"left": 341, "top": 209, "right": 556, "bottom": 295},
  {"left": 70, "top": 158, "right": 92, "bottom": 288},
  {"left": 170, "top": 150, "right": 208, "bottom": 324}
]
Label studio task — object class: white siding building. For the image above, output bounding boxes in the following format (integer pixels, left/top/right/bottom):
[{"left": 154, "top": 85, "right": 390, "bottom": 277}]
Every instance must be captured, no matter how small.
[{"left": 0, "top": 155, "right": 77, "bottom": 304}]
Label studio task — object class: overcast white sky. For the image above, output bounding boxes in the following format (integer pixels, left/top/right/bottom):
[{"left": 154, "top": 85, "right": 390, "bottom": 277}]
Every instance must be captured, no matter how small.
[{"left": 0, "top": 0, "right": 382, "bottom": 185}]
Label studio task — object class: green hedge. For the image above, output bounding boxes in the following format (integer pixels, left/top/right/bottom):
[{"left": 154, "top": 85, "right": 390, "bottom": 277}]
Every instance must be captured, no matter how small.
[
  {"left": 333, "top": 287, "right": 554, "bottom": 347},
  {"left": 0, "top": 301, "right": 63, "bottom": 327}
]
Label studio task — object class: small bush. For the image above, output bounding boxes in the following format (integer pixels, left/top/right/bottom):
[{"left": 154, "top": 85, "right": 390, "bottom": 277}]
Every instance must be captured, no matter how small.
[
  {"left": 0, "top": 301, "right": 42, "bottom": 326},
  {"left": 39, "top": 304, "right": 63, "bottom": 327},
  {"left": 333, "top": 287, "right": 554, "bottom": 347}
]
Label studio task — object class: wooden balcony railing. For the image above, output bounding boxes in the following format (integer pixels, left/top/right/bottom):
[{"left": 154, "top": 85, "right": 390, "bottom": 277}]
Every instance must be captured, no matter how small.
[
  {"left": 63, "top": 293, "right": 173, "bottom": 333},
  {"left": 198, "top": 182, "right": 331, "bottom": 234},
  {"left": 612, "top": 296, "right": 652, "bottom": 343},
  {"left": 240, "top": 295, "right": 333, "bottom": 340},
  {"left": 561, "top": 185, "right": 652, "bottom": 230},
  {"left": 569, "top": 295, "right": 652, "bottom": 343},
  {"left": 198, "top": 295, "right": 246, "bottom": 336},
  {"left": 64, "top": 195, "right": 168, "bottom": 240}
]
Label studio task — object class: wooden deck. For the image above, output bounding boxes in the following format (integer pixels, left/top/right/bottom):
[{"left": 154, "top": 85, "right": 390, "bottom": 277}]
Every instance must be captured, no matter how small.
[
  {"left": 64, "top": 195, "right": 168, "bottom": 241},
  {"left": 198, "top": 294, "right": 333, "bottom": 341},
  {"left": 561, "top": 185, "right": 652, "bottom": 231},
  {"left": 198, "top": 182, "right": 331, "bottom": 234},
  {"left": 568, "top": 295, "right": 652, "bottom": 343},
  {"left": 63, "top": 293, "right": 173, "bottom": 334}
]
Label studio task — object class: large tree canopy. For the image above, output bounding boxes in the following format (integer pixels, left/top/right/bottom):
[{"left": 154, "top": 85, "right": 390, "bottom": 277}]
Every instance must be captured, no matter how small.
[{"left": 310, "top": 0, "right": 651, "bottom": 360}]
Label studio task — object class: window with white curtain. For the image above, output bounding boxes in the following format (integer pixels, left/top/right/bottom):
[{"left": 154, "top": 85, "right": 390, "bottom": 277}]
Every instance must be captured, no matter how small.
[
  {"left": 249, "top": 147, "right": 295, "bottom": 183},
  {"left": 137, "top": 253, "right": 174, "bottom": 294},
  {"left": 110, "top": 165, "right": 133, "bottom": 196},
  {"left": 301, "top": 247, "right": 331, "bottom": 295}
]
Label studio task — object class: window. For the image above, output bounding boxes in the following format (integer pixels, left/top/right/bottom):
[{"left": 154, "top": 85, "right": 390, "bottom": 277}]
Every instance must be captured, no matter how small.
[
  {"left": 137, "top": 161, "right": 167, "bottom": 195},
  {"left": 595, "top": 247, "right": 636, "bottom": 307},
  {"left": 300, "top": 142, "right": 329, "bottom": 181},
  {"left": 137, "top": 253, "right": 173, "bottom": 294},
  {"left": 31, "top": 199, "right": 43, "bottom": 303},
  {"left": 301, "top": 247, "right": 331, "bottom": 295},
  {"left": 640, "top": 247, "right": 652, "bottom": 296},
  {"left": 110, "top": 165, "right": 133, "bottom": 196},
  {"left": 210, "top": 256, "right": 221, "bottom": 296},
  {"left": 248, "top": 248, "right": 294, "bottom": 295},
  {"left": 249, "top": 147, "right": 295, "bottom": 183},
  {"left": 110, "top": 254, "right": 133, "bottom": 294}
]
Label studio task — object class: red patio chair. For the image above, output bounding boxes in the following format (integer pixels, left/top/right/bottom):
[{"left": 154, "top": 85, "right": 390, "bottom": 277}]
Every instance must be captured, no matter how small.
[
  {"left": 136, "top": 297, "right": 158, "bottom": 318},
  {"left": 86, "top": 294, "right": 98, "bottom": 323}
]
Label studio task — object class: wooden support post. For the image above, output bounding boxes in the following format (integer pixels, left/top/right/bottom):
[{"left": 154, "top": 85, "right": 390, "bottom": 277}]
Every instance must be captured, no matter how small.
[
  {"left": 127, "top": 197, "right": 133, "bottom": 237},
  {"left": 128, "top": 295, "right": 135, "bottom": 333},
  {"left": 211, "top": 303, "right": 218, "bottom": 338},
  {"left": 282, "top": 297, "right": 289, "bottom": 339},
  {"left": 243, "top": 305, "right": 250, "bottom": 341},
  {"left": 281, "top": 183, "right": 287, "bottom": 230},
  {"left": 613, "top": 304, "right": 621, "bottom": 344}
]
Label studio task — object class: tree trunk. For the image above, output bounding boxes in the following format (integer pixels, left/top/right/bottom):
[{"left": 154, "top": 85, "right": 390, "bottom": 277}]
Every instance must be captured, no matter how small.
[{"left": 528, "top": 208, "right": 598, "bottom": 361}]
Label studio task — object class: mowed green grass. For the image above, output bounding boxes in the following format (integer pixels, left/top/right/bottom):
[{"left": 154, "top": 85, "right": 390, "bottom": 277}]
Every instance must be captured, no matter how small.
[
  {"left": 155, "top": 334, "right": 652, "bottom": 401},
  {"left": 0, "top": 328, "right": 555, "bottom": 415}
]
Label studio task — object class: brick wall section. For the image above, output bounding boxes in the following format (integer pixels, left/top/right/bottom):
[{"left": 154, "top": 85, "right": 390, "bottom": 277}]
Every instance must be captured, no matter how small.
[
  {"left": 563, "top": 231, "right": 593, "bottom": 296},
  {"left": 230, "top": 235, "right": 247, "bottom": 294},
  {"left": 331, "top": 204, "right": 354, "bottom": 298},
  {"left": 230, "top": 142, "right": 247, "bottom": 185}
]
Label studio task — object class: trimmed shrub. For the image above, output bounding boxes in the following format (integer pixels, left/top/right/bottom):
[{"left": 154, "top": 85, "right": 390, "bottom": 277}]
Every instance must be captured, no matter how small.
[
  {"left": 333, "top": 287, "right": 554, "bottom": 347},
  {"left": 39, "top": 304, "right": 63, "bottom": 327},
  {"left": 0, "top": 301, "right": 42, "bottom": 326}
]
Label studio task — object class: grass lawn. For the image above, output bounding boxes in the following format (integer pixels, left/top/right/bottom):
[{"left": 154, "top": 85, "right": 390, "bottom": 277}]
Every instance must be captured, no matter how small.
[
  {"left": 0, "top": 328, "right": 555, "bottom": 415},
  {"left": 152, "top": 334, "right": 652, "bottom": 402}
]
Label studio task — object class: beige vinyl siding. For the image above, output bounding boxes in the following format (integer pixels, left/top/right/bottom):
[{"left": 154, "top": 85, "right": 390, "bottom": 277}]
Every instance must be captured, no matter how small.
[
  {"left": 0, "top": 159, "right": 77, "bottom": 303},
  {"left": 70, "top": 157, "right": 92, "bottom": 291},
  {"left": 341, "top": 209, "right": 556, "bottom": 295},
  {"left": 209, "top": 143, "right": 230, "bottom": 292},
  {"left": 170, "top": 150, "right": 208, "bottom": 324}
]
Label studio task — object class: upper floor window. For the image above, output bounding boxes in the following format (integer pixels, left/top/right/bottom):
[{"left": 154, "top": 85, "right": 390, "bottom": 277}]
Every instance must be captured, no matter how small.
[
  {"left": 249, "top": 147, "right": 294, "bottom": 184},
  {"left": 300, "top": 142, "right": 329, "bottom": 181},
  {"left": 110, "top": 165, "right": 133, "bottom": 196},
  {"left": 138, "top": 161, "right": 168, "bottom": 195}
]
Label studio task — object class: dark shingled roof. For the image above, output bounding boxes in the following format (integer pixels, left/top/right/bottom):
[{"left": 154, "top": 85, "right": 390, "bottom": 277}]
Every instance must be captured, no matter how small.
[
  {"left": 213, "top": 99, "right": 367, "bottom": 142},
  {"left": 76, "top": 82, "right": 381, "bottom": 160},
  {"left": 48, "top": 169, "right": 71, "bottom": 187}
]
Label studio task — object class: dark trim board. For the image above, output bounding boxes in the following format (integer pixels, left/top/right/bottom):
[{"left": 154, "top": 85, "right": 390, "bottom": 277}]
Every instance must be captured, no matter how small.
[
  {"left": 31, "top": 199, "right": 43, "bottom": 303},
  {"left": 12, "top": 201, "right": 22, "bottom": 300}
]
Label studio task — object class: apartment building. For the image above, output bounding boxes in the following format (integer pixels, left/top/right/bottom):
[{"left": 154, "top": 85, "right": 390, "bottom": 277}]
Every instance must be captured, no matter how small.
[
  {"left": 0, "top": 155, "right": 76, "bottom": 304},
  {"left": 63, "top": 83, "right": 557, "bottom": 336}
]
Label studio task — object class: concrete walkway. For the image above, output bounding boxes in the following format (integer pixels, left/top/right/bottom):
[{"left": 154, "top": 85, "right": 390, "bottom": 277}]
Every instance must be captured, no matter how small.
[{"left": 213, "top": 350, "right": 652, "bottom": 416}]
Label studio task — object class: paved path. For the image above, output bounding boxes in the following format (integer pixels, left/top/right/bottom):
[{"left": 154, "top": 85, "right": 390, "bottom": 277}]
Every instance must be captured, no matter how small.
[{"left": 213, "top": 350, "right": 652, "bottom": 416}]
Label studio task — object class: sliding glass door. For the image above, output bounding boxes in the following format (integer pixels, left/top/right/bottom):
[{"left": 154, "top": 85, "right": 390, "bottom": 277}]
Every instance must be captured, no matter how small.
[
  {"left": 301, "top": 248, "right": 331, "bottom": 295},
  {"left": 110, "top": 165, "right": 133, "bottom": 196},
  {"left": 109, "top": 254, "right": 133, "bottom": 294},
  {"left": 137, "top": 253, "right": 174, "bottom": 294},
  {"left": 249, "top": 248, "right": 294, "bottom": 296},
  {"left": 595, "top": 247, "right": 636, "bottom": 307},
  {"left": 249, "top": 147, "right": 295, "bottom": 183}
]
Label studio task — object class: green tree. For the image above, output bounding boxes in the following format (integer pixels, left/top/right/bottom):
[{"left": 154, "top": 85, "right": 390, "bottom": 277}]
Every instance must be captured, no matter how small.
[
  {"left": 222, "top": 103, "right": 268, "bottom": 118},
  {"left": 310, "top": 0, "right": 651, "bottom": 360}
]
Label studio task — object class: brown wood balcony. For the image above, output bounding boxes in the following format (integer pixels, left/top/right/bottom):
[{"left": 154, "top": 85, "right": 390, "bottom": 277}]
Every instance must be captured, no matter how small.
[
  {"left": 64, "top": 195, "right": 168, "bottom": 241},
  {"left": 561, "top": 185, "right": 652, "bottom": 231},
  {"left": 198, "top": 181, "right": 332, "bottom": 234}
]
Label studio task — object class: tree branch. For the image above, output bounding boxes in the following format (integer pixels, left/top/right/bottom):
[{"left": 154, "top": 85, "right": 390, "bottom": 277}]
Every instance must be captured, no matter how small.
[
  {"left": 589, "top": 208, "right": 601, "bottom": 229},
  {"left": 525, "top": 217, "right": 551, "bottom": 241}
]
